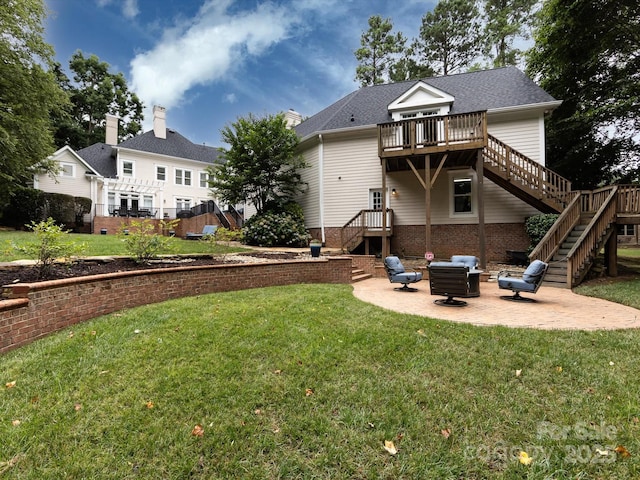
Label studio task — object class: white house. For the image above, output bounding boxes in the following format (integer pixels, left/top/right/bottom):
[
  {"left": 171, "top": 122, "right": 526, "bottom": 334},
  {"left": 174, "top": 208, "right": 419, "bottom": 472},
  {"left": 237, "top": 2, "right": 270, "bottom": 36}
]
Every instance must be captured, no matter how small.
[
  {"left": 35, "top": 106, "right": 226, "bottom": 229},
  {"left": 293, "top": 67, "right": 567, "bottom": 264}
]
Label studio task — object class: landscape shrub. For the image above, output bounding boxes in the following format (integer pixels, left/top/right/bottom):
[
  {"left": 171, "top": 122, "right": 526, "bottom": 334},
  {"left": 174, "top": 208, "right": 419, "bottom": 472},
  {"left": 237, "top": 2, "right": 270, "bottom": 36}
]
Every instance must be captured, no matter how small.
[
  {"left": 242, "top": 203, "right": 310, "bottom": 247},
  {"left": 2, "top": 187, "right": 45, "bottom": 228},
  {"left": 525, "top": 213, "right": 559, "bottom": 252},
  {"left": 11, "top": 217, "right": 86, "bottom": 278},
  {"left": 118, "top": 219, "right": 179, "bottom": 263}
]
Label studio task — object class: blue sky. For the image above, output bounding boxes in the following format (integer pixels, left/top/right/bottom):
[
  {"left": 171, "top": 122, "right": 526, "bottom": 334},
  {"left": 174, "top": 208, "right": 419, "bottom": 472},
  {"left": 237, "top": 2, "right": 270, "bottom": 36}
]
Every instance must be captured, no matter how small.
[{"left": 44, "top": 0, "right": 436, "bottom": 147}]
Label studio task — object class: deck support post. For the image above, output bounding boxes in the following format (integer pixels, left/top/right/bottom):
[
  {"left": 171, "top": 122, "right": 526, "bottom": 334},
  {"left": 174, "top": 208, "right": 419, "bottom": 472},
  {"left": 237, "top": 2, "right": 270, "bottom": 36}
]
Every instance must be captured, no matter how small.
[
  {"left": 605, "top": 231, "right": 618, "bottom": 277},
  {"left": 477, "top": 149, "right": 486, "bottom": 269},
  {"left": 425, "top": 155, "right": 431, "bottom": 254},
  {"left": 381, "top": 158, "right": 388, "bottom": 258}
]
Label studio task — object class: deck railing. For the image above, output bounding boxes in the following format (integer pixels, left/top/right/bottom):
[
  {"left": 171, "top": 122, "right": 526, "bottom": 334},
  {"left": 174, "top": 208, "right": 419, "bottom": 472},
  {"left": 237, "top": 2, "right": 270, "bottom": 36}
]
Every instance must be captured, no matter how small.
[
  {"left": 341, "top": 209, "right": 393, "bottom": 252},
  {"left": 617, "top": 185, "right": 640, "bottom": 214},
  {"left": 566, "top": 186, "right": 618, "bottom": 286},
  {"left": 378, "top": 111, "right": 487, "bottom": 156},
  {"left": 530, "top": 190, "right": 581, "bottom": 263},
  {"left": 484, "top": 134, "right": 572, "bottom": 209}
]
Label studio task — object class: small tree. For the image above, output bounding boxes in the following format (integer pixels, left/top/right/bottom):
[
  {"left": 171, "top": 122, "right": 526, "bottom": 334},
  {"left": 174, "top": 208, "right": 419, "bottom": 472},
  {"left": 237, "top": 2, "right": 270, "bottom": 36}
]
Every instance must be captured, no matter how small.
[
  {"left": 208, "top": 113, "right": 307, "bottom": 215},
  {"left": 117, "top": 219, "right": 178, "bottom": 264},
  {"left": 11, "top": 218, "right": 86, "bottom": 279}
]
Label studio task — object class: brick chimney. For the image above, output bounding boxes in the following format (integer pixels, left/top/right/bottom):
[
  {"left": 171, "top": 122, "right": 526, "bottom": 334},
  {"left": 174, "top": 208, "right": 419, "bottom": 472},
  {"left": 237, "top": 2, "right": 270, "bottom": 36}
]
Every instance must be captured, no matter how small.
[
  {"left": 284, "top": 109, "right": 302, "bottom": 129},
  {"left": 105, "top": 114, "right": 119, "bottom": 145},
  {"left": 153, "top": 105, "right": 167, "bottom": 139}
]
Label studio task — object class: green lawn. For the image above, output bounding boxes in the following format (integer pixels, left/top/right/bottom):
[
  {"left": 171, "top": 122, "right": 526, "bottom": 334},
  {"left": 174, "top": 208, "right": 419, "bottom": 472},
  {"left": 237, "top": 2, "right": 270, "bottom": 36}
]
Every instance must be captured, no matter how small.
[
  {"left": 0, "top": 230, "right": 249, "bottom": 262},
  {"left": 2, "top": 284, "right": 640, "bottom": 479}
]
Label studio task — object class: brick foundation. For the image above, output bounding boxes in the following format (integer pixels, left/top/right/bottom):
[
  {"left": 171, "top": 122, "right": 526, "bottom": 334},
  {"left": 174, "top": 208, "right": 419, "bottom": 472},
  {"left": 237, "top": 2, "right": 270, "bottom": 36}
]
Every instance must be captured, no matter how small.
[
  {"left": 0, "top": 257, "right": 352, "bottom": 355},
  {"left": 92, "top": 214, "right": 223, "bottom": 238},
  {"left": 321, "top": 223, "right": 529, "bottom": 262}
]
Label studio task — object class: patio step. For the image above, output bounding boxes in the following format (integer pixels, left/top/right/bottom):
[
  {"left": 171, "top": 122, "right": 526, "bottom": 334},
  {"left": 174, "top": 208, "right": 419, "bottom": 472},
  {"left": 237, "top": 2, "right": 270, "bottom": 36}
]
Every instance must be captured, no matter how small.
[{"left": 351, "top": 268, "right": 372, "bottom": 283}]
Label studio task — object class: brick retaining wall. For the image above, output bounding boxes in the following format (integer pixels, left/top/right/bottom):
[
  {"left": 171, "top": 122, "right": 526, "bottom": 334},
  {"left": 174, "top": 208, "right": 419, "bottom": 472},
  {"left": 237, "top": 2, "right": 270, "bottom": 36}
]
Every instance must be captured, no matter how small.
[{"left": 0, "top": 257, "right": 352, "bottom": 355}]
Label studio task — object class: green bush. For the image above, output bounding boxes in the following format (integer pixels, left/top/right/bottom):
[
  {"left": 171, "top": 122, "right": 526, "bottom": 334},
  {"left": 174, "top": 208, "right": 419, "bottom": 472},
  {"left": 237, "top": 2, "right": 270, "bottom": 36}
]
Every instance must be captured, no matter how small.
[
  {"left": 118, "top": 219, "right": 178, "bottom": 263},
  {"left": 11, "top": 218, "right": 86, "bottom": 278},
  {"left": 242, "top": 206, "right": 310, "bottom": 247},
  {"left": 1, "top": 188, "right": 92, "bottom": 230},
  {"left": 525, "top": 213, "right": 559, "bottom": 252},
  {"left": 43, "top": 192, "right": 76, "bottom": 226},
  {"left": 2, "top": 187, "right": 45, "bottom": 228}
]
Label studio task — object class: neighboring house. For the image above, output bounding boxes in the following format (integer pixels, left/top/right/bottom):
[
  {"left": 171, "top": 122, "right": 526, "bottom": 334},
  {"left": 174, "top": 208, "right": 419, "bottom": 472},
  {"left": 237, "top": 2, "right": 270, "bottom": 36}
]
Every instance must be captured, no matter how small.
[
  {"left": 294, "top": 66, "right": 565, "bottom": 264},
  {"left": 35, "top": 106, "right": 227, "bottom": 231}
]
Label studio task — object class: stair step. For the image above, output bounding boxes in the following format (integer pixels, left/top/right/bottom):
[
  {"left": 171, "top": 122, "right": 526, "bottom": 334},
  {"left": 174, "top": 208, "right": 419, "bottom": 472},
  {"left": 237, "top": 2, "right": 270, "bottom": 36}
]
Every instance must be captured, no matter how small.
[
  {"left": 352, "top": 268, "right": 365, "bottom": 275},
  {"left": 544, "top": 273, "right": 568, "bottom": 283},
  {"left": 351, "top": 273, "right": 372, "bottom": 283},
  {"left": 542, "top": 280, "right": 569, "bottom": 288}
]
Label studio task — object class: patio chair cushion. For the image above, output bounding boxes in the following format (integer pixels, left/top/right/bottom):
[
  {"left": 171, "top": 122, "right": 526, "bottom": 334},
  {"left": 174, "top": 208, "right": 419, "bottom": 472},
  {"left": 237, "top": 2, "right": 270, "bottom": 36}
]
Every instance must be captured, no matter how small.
[
  {"left": 450, "top": 255, "right": 478, "bottom": 269},
  {"left": 497, "top": 277, "right": 538, "bottom": 292},
  {"left": 522, "top": 259, "right": 547, "bottom": 283}
]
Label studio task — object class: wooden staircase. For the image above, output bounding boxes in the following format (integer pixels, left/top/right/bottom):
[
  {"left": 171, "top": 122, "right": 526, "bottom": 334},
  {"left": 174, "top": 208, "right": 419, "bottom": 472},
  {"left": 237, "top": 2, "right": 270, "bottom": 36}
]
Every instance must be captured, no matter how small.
[{"left": 481, "top": 134, "right": 571, "bottom": 214}]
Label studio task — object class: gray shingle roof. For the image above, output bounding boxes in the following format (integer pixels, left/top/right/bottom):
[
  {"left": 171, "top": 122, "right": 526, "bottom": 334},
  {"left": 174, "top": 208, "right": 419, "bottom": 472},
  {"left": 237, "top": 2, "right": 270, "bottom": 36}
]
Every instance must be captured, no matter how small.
[
  {"left": 76, "top": 143, "right": 117, "bottom": 178},
  {"left": 117, "top": 129, "right": 220, "bottom": 164},
  {"left": 295, "top": 66, "right": 558, "bottom": 139},
  {"left": 76, "top": 129, "right": 220, "bottom": 178}
]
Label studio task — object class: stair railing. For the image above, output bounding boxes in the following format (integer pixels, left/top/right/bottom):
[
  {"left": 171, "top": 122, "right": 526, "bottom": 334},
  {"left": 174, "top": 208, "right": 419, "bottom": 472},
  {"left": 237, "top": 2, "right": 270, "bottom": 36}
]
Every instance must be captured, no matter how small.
[
  {"left": 530, "top": 190, "right": 582, "bottom": 263},
  {"left": 340, "top": 209, "right": 393, "bottom": 252},
  {"left": 190, "top": 200, "right": 231, "bottom": 229},
  {"left": 616, "top": 184, "right": 640, "bottom": 214},
  {"left": 565, "top": 186, "right": 618, "bottom": 286},
  {"left": 484, "top": 134, "right": 572, "bottom": 210}
]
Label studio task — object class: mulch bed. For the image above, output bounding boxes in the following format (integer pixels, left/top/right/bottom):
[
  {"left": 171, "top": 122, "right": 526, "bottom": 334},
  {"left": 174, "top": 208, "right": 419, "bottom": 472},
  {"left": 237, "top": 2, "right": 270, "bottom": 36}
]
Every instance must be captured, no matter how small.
[{"left": 0, "top": 252, "right": 301, "bottom": 286}]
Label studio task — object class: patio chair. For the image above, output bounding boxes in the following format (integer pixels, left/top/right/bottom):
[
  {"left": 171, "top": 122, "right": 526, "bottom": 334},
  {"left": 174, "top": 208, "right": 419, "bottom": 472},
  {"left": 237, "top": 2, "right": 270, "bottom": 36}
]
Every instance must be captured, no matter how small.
[
  {"left": 428, "top": 264, "right": 472, "bottom": 306},
  {"left": 497, "top": 259, "right": 549, "bottom": 302},
  {"left": 185, "top": 225, "right": 218, "bottom": 240},
  {"left": 384, "top": 256, "right": 423, "bottom": 292}
]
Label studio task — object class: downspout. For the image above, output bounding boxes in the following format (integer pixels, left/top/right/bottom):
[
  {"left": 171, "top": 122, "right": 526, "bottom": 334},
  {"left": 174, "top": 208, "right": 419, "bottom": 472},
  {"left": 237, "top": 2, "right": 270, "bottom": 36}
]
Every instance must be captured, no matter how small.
[{"left": 318, "top": 134, "right": 325, "bottom": 244}]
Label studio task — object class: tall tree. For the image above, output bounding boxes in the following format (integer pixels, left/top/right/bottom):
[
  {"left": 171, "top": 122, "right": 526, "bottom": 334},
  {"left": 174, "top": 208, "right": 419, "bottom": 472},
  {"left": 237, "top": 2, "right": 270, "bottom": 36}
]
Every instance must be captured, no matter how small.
[
  {"left": 208, "top": 113, "right": 307, "bottom": 215},
  {"left": 415, "top": 0, "right": 483, "bottom": 75},
  {"left": 483, "top": 0, "right": 537, "bottom": 67},
  {"left": 355, "top": 15, "right": 406, "bottom": 86},
  {"left": 527, "top": 0, "right": 640, "bottom": 188},
  {"left": 0, "top": 0, "right": 67, "bottom": 207},
  {"left": 55, "top": 52, "right": 144, "bottom": 149},
  {"left": 388, "top": 51, "right": 436, "bottom": 82}
]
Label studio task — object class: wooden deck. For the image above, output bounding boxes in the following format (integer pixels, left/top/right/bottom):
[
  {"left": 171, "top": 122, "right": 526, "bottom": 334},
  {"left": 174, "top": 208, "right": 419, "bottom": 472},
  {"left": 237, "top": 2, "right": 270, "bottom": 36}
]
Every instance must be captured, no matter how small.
[{"left": 378, "top": 111, "right": 487, "bottom": 159}]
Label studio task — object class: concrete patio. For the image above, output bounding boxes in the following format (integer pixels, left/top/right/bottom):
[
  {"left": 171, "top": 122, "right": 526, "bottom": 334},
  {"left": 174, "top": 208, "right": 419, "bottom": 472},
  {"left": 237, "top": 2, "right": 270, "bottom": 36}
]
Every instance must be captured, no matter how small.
[{"left": 352, "top": 277, "right": 640, "bottom": 330}]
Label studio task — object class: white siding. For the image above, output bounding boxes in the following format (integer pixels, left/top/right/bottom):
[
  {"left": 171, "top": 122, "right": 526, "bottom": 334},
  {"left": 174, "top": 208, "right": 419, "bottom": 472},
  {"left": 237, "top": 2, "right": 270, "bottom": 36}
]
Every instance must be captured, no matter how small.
[
  {"left": 321, "top": 133, "right": 381, "bottom": 227},
  {"left": 297, "top": 145, "right": 320, "bottom": 226},
  {"left": 487, "top": 112, "right": 544, "bottom": 163},
  {"left": 117, "top": 149, "right": 215, "bottom": 209},
  {"left": 36, "top": 150, "right": 92, "bottom": 199}
]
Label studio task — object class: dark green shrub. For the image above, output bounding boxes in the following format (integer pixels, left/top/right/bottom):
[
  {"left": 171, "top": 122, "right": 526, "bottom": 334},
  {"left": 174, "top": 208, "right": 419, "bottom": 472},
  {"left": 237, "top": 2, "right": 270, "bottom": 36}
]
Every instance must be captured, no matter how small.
[
  {"left": 242, "top": 204, "right": 310, "bottom": 247},
  {"left": 74, "top": 196, "right": 93, "bottom": 226},
  {"left": 2, "top": 187, "right": 45, "bottom": 228},
  {"left": 525, "top": 213, "right": 559, "bottom": 252},
  {"left": 43, "top": 193, "right": 76, "bottom": 226}
]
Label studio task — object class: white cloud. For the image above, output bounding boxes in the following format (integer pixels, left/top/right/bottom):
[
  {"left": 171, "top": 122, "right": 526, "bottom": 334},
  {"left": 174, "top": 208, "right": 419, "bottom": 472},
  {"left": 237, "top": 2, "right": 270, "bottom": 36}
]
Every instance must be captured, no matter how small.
[
  {"left": 223, "top": 93, "right": 237, "bottom": 104},
  {"left": 130, "top": 0, "right": 298, "bottom": 121},
  {"left": 96, "top": 0, "right": 139, "bottom": 19}
]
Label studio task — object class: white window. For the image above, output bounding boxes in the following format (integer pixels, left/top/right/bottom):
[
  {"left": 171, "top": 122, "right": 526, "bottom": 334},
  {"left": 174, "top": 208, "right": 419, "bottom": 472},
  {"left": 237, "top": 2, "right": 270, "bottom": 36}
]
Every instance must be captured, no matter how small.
[
  {"left": 122, "top": 160, "right": 134, "bottom": 177},
  {"left": 143, "top": 195, "right": 153, "bottom": 208},
  {"left": 60, "top": 163, "right": 74, "bottom": 177},
  {"left": 156, "top": 166, "right": 166, "bottom": 181},
  {"left": 199, "top": 171, "right": 209, "bottom": 188},
  {"left": 175, "top": 168, "right": 192, "bottom": 186},
  {"left": 451, "top": 174, "right": 474, "bottom": 215},
  {"left": 176, "top": 198, "right": 192, "bottom": 211}
]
